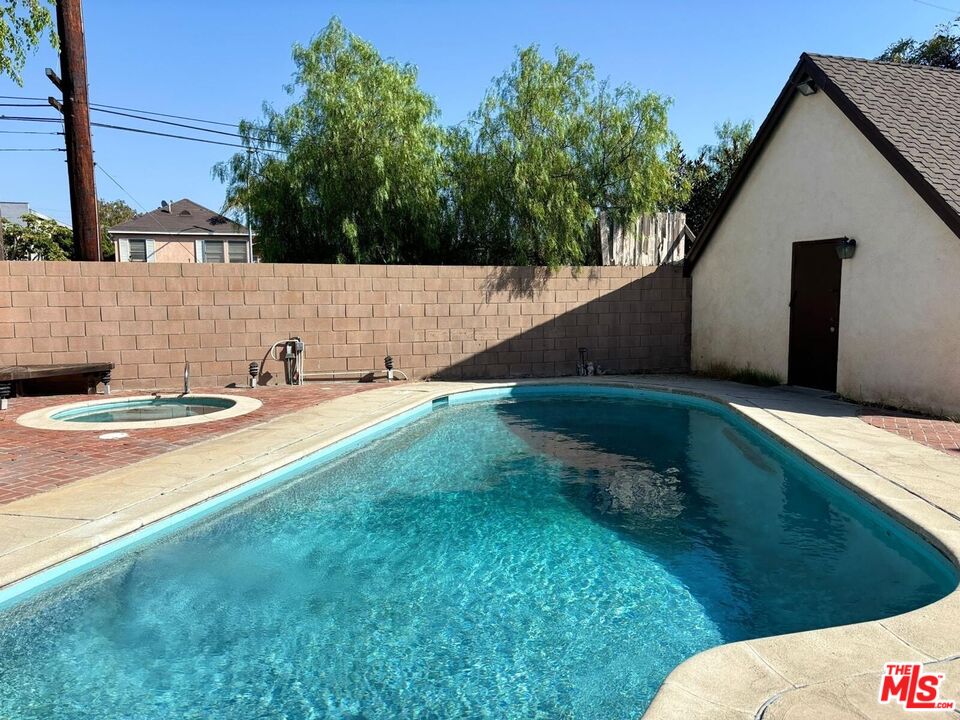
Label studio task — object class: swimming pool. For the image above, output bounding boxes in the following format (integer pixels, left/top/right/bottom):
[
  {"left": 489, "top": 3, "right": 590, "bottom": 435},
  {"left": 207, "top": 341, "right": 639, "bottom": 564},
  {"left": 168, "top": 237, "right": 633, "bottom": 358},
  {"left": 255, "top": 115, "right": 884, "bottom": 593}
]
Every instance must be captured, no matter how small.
[{"left": 0, "top": 386, "right": 954, "bottom": 719}]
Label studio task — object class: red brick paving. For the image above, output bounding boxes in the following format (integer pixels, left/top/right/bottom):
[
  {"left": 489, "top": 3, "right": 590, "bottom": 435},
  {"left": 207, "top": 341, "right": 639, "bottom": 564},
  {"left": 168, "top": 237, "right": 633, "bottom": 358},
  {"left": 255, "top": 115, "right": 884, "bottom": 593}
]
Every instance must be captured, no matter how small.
[
  {"left": 0, "top": 383, "right": 387, "bottom": 506},
  {"left": 860, "top": 408, "right": 960, "bottom": 456}
]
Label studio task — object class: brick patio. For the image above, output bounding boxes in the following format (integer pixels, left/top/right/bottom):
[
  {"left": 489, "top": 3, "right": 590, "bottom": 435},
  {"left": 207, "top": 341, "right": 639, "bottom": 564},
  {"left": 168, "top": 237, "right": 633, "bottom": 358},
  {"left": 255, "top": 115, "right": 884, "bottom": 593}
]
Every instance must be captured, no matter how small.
[
  {"left": 860, "top": 408, "right": 960, "bottom": 456},
  {"left": 0, "top": 383, "right": 385, "bottom": 505}
]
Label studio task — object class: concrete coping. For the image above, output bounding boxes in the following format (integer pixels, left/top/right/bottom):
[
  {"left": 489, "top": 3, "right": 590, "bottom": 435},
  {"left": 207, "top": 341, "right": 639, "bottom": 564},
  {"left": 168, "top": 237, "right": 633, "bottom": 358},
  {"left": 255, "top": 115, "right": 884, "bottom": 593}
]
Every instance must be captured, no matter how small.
[
  {"left": 1, "top": 376, "right": 959, "bottom": 719},
  {"left": 15, "top": 393, "right": 262, "bottom": 431}
]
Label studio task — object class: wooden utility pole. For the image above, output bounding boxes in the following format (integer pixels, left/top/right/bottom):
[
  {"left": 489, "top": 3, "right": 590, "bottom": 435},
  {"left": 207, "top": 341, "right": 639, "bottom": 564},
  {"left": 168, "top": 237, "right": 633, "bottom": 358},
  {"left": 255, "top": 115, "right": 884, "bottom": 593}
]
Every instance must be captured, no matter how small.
[{"left": 52, "top": 0, "right": 99, "bottom": 261}]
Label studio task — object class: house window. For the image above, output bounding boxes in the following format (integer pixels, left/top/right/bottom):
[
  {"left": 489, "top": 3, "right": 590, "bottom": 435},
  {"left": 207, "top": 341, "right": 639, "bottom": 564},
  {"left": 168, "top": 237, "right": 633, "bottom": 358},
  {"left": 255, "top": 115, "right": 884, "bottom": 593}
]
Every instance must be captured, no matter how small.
[
  {"left": 128, "top": 239, "right": 147, "bottom": 262},
  {"left": 227, "top": 240, "right": 249, "bottom": 263},
  {"left": 203, "top": 240, "right": 225, "bottom": 263},
  {"left": 201, "top": 240, "right": 248, "bottom": 262}
]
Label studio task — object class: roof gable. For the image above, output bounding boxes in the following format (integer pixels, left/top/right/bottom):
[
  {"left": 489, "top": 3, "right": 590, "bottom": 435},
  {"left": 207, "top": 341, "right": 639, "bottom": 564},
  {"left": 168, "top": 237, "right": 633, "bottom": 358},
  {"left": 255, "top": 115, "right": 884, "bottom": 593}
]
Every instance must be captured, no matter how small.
[
  {"left": 108, "top": 198, "right": 247, "bottom": 236},
  {"left": 686, "top": 54, "right": 960, "bottom": 273}
]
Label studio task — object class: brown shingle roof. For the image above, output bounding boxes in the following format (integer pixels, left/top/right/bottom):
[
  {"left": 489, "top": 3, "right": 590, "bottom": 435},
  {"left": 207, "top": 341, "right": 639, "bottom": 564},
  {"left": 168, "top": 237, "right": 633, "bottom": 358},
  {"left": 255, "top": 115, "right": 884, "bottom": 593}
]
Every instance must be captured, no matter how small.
[
  {"left": 108, "top": 199, "right": 247, "bottom": 235},
  {"left": 807, "top": 54, "right": 960, "bottom": 220},
  {"left": 687, "top": 54, "right": 960, "bottom": 272}
]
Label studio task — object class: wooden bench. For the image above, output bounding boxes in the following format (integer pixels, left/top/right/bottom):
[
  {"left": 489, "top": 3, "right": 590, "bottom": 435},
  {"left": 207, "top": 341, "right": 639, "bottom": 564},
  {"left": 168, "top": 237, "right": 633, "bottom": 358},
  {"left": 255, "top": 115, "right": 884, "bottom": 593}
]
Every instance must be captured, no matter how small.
[{"left": 0, "top": 363, "right": 114, "bottom": 410}]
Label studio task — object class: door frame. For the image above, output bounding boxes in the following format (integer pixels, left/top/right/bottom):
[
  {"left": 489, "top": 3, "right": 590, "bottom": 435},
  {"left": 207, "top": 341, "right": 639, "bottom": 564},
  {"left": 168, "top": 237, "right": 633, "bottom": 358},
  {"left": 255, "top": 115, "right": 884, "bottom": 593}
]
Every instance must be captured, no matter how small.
[{"left": 787, "top": 238, "right": 845, "bottom": 390}]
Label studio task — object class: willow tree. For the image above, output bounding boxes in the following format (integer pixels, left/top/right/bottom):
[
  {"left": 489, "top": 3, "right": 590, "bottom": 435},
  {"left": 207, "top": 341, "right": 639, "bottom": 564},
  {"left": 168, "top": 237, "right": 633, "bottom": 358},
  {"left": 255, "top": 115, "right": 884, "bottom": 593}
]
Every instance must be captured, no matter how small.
[
  {"left": 217, "top": 18, "right": 448, "bottom": 263},
  {"left": 445, "top": 46, "right": 680, "bottom": 266}
]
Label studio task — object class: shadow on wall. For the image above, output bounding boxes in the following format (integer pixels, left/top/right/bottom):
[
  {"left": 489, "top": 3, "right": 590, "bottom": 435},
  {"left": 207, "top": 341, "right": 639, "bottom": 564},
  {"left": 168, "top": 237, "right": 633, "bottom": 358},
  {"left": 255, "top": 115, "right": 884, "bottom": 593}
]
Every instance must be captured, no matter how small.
[
  {"left": 433, "top": 264, "right": 690, "bottom": 381},
  {"left": 478, "top": 265, "right": 601, "bottom": 300}
]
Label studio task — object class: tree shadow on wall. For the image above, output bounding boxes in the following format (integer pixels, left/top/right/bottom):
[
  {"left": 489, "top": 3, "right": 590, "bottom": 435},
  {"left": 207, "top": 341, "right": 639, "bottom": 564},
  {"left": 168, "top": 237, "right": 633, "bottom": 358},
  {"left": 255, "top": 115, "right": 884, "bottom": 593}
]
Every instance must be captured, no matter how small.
[
  {"left": 478, "top": 265, "right": 603, "bottom": 301},
  {"left": 434, "top": 264, "right": 691, "bottom": 381}
]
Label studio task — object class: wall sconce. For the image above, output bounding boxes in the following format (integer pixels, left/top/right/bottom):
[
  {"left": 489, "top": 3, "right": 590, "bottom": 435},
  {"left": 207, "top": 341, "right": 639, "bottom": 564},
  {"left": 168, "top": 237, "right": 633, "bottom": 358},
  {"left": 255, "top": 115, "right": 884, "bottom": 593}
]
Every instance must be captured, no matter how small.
[
  {"left": 796, "top": 77, "right": 818, "bottom": 96},
  {"left": 836, "top": 237, "right": 857, "bottom": 260}
]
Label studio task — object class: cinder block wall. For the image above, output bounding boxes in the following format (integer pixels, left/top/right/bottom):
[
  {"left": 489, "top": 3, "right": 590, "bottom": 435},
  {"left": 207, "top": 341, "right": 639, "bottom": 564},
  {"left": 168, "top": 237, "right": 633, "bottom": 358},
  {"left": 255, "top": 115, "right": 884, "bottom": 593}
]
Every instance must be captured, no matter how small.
[{"left": 0, "top": 261, "right": 690, "bottom": 390}]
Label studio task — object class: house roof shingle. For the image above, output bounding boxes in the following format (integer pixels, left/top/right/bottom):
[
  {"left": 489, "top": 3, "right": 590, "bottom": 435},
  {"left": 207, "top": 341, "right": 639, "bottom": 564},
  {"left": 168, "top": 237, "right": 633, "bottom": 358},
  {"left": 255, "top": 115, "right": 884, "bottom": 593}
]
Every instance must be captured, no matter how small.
[
  {"left": 108, "top": 199, "right": 247, "bottom": 236},
  {"left": 807, "top": 54, "right": 960, "bottom": 220},
  {"left": 686, "top": 54, "right": 960, "bottom": 272}
]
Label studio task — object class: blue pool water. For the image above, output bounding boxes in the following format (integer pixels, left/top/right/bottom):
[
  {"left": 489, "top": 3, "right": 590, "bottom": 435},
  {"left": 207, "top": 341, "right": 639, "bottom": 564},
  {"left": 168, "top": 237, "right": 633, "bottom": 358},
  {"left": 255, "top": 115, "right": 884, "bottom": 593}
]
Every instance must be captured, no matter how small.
[
  {"left": 0, "top": 388, "right": 954, "bottom": 719},
  {"left": 52, "top": 396, "right": 235, "bottom": 423}
]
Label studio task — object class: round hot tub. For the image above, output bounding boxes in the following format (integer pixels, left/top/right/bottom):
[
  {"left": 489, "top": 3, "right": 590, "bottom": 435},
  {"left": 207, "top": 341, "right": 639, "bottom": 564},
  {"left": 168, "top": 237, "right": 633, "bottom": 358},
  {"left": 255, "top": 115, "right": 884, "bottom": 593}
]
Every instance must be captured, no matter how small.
[{"left": 17, "top": 394, "right": 262, "bottom": 431}]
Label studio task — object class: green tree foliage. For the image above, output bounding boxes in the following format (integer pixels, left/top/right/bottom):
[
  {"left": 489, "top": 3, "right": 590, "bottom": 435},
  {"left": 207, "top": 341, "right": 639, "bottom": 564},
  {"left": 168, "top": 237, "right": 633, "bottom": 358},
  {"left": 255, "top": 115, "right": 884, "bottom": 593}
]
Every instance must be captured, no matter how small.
[
  {"left": 219, "top": 20, "right": 687, "bottom": 267},
  {"left": 681, "top": 120, "right": 754, "bottom": 235},
  {"left": 216, "top": 18, "right": 447, "bottom": 264},
  {"left": 878, "top": 16, "right": 959, "bottom": 69},
  {"left": 662, "top": 140, "right": 693, "bottom": 212},
  {"left": 0, "top": 0, "right": 56, "bottom": 86},
  {"left": 97, "top": 198, "right": 136, "bottom": 260},
  {"left": 446, "top": 46, "right": 679, "bottom": 266},
  {"left": 1, "top": 212, "right": 73, "bottom": 260}
]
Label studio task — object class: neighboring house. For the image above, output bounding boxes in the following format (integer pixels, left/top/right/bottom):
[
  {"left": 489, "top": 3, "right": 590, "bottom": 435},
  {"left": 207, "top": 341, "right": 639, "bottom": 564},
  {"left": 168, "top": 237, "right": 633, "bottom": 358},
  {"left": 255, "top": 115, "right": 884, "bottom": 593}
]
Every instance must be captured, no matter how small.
[
  {"left": 0, "top": 202, "right": 72, "bottom": 261},
  {"left": 0, "top": 201, "right": 68, "bottom": 228},
  {"left": 108, "top": 199, "right": 252, "bottom": 263},
  {"left": 686, "top": 53, "right": 960, "bottom": 416}
]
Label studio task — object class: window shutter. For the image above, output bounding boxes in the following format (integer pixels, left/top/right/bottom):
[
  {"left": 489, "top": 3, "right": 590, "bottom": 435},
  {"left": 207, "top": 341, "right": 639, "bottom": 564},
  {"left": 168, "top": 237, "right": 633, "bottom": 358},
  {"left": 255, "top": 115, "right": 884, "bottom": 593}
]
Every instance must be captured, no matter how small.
[
  {"left": 145, "top": 239, "right": 156, "bottom": 262},
  {"left": 118, "top": 238, "right": 130, "bottom": 262},
  {"left": 194, "top": 239, "right": 204, "bottom": 263}
]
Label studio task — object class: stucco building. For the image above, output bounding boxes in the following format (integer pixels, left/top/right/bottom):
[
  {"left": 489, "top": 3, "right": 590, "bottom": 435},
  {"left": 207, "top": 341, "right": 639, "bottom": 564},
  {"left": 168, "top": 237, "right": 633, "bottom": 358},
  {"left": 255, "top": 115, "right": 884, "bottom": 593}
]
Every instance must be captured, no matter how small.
[
  {"left": 686, "top": 54, "right": 960, "bottom": 416},
  {"left": 108, "top": 199, "right": 252, "bottom": 263}
]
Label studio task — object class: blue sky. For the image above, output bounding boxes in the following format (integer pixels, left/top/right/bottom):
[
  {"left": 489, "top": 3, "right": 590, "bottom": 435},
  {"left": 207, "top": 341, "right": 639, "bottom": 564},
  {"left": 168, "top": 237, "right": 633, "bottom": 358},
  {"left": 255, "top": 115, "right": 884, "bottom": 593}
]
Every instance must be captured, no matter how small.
[{"left": 0, "top": 0, "right": 953, "bottom": 225}]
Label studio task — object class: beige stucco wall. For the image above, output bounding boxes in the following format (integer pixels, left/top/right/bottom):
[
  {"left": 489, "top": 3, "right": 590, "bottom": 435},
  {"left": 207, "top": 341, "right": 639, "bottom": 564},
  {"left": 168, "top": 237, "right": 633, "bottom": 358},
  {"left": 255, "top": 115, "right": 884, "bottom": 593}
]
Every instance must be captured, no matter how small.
[
  {"left": 153, "top": 240, "right": 196, "bottom": 263},
  {"left": 692, "top": 90, "right": 960, "bottom": 416}
]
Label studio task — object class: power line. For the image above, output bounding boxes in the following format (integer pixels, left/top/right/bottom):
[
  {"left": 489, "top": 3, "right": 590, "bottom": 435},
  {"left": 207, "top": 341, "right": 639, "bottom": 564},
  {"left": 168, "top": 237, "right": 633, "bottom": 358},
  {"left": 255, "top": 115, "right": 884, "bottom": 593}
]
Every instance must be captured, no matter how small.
[
  {"left": 0, "top": 115, "right": 61, "bottom": 123},
  {"left": 0, "top": 148, "right": 65, "bottom": 152},
  {"left": 0, "top": 129, "right": 63, "bottom": 135},
  {"left": 95, "top": 164, "right": 151, "bottom": 213},
  {"left": 89, "top": 119, "right": 282, "bottom": 151},
  {"left": 0, "top": 94, "right": 282, "bottom": 144},
  {"left": 91, "top": 106, "right": 242, "bottom": 136},
  {"left": 89, "top": 102, "right": 240, "bottom": 128},
  {"left": 0, "top": 94, "right": 247, "bottom": 130},
  {"left": 88, "top": 105, "right": 284, "bottom": 146},
  {"left": 0, "top": 113, "right": 283, "bottom": 151},
  {"left": 911, "top": 0, "right": 960, "bottom": 12}
]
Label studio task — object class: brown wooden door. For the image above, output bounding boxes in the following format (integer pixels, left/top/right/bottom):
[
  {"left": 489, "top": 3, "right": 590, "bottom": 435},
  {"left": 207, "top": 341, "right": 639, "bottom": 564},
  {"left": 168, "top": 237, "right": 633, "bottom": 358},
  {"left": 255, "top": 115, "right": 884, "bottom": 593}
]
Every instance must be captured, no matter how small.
[{"left": 788, "top": 240, "right": 842, "bottom": 391}]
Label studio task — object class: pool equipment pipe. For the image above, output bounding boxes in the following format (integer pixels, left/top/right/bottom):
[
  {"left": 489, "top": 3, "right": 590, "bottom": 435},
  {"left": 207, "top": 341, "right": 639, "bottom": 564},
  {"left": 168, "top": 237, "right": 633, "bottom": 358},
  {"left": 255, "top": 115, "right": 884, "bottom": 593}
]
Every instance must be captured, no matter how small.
[
  {"left": 302, "top": 369, "right": 409, "bottom": 382},
  {"left": 300, "top": 351, "right": 408, "bottom": 382},
  {"left": 267, "top": 337, "right": 305, "bottom": 386},
  {"left": 258, "top": 339, "right": 409, "bottom": 384}
]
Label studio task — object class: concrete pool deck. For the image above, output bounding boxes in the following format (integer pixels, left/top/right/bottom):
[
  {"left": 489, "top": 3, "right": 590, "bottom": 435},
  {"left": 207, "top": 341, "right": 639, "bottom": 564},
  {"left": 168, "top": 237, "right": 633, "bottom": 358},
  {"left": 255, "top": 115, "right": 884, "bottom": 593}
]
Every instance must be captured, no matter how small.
[{"left": 1, "top": 375, "right": 959, "bottom": 719}]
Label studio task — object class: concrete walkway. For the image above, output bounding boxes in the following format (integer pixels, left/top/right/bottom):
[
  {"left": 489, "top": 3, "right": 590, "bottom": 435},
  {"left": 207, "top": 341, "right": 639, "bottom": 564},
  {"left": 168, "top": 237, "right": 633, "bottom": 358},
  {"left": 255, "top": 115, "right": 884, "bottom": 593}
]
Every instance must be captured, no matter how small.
[{"left": 1, "top": 375, "right": 959, "bottom": 719}]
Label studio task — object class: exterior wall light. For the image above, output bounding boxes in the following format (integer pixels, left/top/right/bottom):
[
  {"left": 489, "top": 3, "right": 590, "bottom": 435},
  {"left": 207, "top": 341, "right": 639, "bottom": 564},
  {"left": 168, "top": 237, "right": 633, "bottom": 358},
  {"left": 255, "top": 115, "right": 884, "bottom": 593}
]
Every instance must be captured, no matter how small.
[
  {"left": 796, "top": 78, "right": 818, "bottom": 96},
  {"left": 836, "top": 237, "right": 857, "bottom": 260}
]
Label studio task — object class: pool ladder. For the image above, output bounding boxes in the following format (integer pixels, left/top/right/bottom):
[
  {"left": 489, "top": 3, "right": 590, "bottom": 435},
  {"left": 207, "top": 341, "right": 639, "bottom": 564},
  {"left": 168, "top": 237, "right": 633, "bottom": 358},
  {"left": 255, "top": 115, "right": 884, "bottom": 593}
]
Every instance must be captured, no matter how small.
[{"left": 183, "top": 362, "right": 190, "bottom": 396}]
